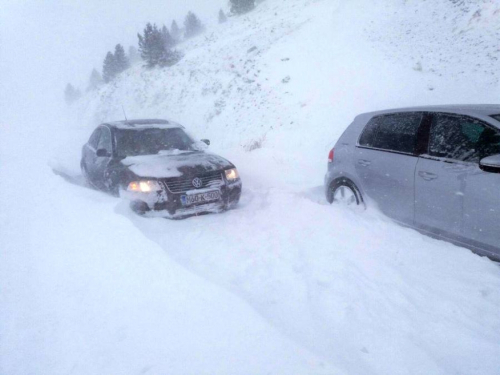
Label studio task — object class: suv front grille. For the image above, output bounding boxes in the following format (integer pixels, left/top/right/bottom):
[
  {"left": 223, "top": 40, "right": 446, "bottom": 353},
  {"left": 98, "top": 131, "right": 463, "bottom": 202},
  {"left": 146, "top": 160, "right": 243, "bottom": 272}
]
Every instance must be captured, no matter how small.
[{"left": 162, "top": 171, "right": 224, "bottom": 193}]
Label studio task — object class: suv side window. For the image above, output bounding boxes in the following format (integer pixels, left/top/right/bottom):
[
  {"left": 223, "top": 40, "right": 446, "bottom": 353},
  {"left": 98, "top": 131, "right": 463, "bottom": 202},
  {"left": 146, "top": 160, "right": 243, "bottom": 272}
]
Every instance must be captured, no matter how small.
[
  {"left": 359, "top": 113, "right": 423, "bottom": 154},
  {"left": 88, "top": 128, "right": 101, "bottom": 149},
  {"left": 97, "top": 127, "right": 112, "bottom": 153},
  {"left": 428, "top": 113, "right": 500, "bottom": 162}
]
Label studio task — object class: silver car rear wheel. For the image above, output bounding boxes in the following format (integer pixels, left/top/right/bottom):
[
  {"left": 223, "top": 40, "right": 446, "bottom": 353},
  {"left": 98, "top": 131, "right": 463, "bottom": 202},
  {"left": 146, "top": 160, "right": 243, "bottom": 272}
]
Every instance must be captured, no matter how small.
[
  {"left": 333, "top": 185, "right": 358, "bottom": 206},
  {"left": 329, "top": 179, "right": 363, "bottom": 207}
]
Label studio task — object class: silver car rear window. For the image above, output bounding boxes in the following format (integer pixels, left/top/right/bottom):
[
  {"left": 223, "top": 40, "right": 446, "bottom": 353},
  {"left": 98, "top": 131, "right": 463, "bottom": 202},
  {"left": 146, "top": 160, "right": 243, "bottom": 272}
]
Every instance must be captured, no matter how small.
[{"left": 358, "top": 113, "right": 423, "bottom": 154}]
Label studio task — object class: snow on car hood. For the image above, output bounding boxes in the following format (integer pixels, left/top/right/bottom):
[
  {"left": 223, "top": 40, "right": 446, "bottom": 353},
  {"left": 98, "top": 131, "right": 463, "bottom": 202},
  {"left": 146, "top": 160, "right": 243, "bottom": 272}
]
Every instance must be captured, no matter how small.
[{"left": 120, "top": 151, "right": 233, "bottom": 178}]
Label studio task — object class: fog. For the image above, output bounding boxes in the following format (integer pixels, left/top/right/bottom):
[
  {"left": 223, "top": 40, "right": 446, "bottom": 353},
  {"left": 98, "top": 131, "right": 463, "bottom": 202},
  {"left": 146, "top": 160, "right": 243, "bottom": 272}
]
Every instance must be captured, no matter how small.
[{"left": 0, "top": 0, "right": 225, "bottom": 125}]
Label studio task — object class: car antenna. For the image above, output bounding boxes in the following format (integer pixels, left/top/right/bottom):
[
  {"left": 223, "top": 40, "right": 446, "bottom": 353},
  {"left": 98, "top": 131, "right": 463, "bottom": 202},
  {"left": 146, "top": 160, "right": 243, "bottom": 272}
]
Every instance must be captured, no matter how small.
[{"left": 121, "top": 105, "right": 129, "bottom": 123}]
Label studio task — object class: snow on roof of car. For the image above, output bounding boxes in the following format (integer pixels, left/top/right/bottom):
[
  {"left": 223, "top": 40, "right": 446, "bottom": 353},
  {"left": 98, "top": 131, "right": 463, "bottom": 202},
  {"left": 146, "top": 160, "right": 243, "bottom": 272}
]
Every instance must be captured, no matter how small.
[
  {"left": 104, "top": 119, "right": 184, "bottom": 130},
  {"left": 361, "top": 104, "right": 500, "bottom": 118}
]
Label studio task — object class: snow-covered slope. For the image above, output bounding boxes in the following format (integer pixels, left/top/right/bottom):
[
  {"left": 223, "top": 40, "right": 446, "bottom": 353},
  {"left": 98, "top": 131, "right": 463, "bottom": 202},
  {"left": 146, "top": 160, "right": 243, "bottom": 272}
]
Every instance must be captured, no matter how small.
[
  {"left": 3, "top": 0, "right": 500, "bottom": 374},
  {"left": 70, "top": 0, "right": 500, "bottom": 161},
  {"left": 369, "top": 0, "right": 500, "bottom": 86}
]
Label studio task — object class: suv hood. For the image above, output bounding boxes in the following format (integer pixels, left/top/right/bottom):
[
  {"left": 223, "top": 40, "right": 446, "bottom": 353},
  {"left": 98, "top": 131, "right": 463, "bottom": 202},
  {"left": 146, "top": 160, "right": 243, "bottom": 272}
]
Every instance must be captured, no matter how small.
[{"left": 120, "top": 151, "right": 233, "bottom": 179}]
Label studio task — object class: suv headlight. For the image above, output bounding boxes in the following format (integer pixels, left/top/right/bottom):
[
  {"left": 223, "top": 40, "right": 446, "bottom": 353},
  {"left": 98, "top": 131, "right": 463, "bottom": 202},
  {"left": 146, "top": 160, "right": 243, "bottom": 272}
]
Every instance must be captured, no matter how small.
[
  {"left": 128, "top": 180, "right": 162, "bottom": 193},
  {"left": 225, "top": 168, "right": 239, "bottom": 181}
]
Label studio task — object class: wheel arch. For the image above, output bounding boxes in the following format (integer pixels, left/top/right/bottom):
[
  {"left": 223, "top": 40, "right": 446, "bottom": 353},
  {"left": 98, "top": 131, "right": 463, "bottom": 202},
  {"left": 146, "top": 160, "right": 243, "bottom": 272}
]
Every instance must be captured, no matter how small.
[{"left": 327, "top": 176, "right": 364, "bottom": 205}]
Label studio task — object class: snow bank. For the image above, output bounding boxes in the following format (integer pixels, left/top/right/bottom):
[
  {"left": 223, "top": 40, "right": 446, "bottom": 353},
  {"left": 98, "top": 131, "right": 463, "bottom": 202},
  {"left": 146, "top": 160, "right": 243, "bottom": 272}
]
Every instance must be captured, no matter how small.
[
  {"left": 131, "top": 149, "right": 500, "bottom": 375},
  {"left": 0, "top": 127, "right": 335, "bottom": 375}
]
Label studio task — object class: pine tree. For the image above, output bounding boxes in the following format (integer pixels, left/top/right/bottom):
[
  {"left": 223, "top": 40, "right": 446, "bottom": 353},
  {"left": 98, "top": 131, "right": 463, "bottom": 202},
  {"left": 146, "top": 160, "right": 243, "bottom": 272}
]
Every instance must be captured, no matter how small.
[
  {"left": 230, "top": 0, "right": 255, "bottom": 14},
  {"left": 170, "top": 20, "right": 181, "bottom": 44},
  {"left": 161, "top": 25, "right": 174, "bottom": 50},
  {"left": 102, "top": 51, "right": 117, "bottom": 83},
  {"left": 64, "top": 83, "right": 81, "bottom": 105},
  {"left": 138, "top": 23, "right": 158, "bottom": 67},
  {"left": 87, "top": 69, "right": 103, "bottom": 91},
  {"left": 138, "top": 23, "right": 178, "bottom": 67},
  {"left": 218, "top": 9, "right": 227, "bottom": 24},
  {"left": 184, "top": 12, "right": 204, "bottom": 39},
  {"left": 114, "top": 44, "right": 130, "bottom": 74}
]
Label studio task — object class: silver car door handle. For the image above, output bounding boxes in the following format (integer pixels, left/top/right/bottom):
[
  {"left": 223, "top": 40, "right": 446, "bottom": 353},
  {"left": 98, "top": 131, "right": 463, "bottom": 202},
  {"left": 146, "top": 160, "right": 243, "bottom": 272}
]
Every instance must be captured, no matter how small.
[
  {"left": 418, "top": 171, "right": 438, "bottom": 181},
  {"left": 358, "top": 159, "right": 371, "bottom": 167}
]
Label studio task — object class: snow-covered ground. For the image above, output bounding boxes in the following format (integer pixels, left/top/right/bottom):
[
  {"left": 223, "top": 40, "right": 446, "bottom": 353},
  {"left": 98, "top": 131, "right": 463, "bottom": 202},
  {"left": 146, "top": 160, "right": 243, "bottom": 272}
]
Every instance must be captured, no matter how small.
[
  {"left": 2, "top": 0, "right": 500, "bottom": 374},
  {"left": 0, "top": 126, "right": 335, "bottom": 375}
]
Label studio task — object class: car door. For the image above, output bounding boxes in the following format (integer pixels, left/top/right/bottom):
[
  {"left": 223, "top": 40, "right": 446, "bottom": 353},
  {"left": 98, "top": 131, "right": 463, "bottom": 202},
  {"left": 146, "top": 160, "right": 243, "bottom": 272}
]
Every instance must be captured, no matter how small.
[
  {"left": 84, "top": 127, "right": 102, "bottom": 185},
  {"left": 414, "top": 113, "right": 478, "bottom": 240},
  {"left": 461, "top": 120, "right": 500, "bottom": 258},
  {"left": 92, "top": 126, "right": 113, "bottom": 189},
  {"left": 355, "top": 112, "right": 424, "bottom": 224}
]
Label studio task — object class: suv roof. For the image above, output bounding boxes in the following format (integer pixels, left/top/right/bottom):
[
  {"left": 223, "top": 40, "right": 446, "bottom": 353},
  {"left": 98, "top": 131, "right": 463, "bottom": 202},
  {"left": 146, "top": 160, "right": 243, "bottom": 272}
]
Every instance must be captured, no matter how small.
[
  {"left": 361, "top": 104, "right": 500, "bottom": 119},
  {"left": 103, "top": 119, "right": 184, "bottom": 130}
]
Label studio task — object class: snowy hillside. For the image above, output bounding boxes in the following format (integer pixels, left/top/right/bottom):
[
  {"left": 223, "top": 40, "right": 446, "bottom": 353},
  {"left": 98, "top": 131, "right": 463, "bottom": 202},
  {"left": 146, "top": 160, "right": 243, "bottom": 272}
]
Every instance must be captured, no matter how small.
[
  {"left": 70, "top": 0, "right": 500, "bottom": 158},
  {"left": 369, "top": 0, "right": 500, "bottom": 86},
  {"left": 3, "top": 0, "right": 500, "bottom": 374}
]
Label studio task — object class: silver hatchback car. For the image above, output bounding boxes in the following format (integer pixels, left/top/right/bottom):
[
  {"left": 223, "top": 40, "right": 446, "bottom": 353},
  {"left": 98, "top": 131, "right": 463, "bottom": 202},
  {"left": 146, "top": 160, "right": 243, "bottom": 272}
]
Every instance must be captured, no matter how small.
[{"left": 325, "top": 105, "right": 500, "bottom": 261}]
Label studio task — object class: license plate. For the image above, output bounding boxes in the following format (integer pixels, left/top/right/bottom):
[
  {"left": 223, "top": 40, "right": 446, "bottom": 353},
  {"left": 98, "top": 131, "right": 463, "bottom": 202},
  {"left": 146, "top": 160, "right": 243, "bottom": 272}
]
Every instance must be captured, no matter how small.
[{"left": 181, "top": 190, "right": 221, "bottom": 206}]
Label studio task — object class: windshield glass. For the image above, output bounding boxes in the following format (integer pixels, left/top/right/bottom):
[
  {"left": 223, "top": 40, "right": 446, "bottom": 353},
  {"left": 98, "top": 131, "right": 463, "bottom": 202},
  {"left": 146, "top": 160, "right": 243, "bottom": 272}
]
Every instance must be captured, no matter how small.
[{"left": 115, "top": 127, "right": 195, "bottom": 157}]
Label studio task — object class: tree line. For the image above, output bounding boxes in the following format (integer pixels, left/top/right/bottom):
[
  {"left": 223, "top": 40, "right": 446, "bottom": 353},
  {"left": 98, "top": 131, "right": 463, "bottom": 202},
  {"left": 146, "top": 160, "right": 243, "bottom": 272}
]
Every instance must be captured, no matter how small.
[{"left": 65, "top": 0, "right": 256, "bottom": 105}]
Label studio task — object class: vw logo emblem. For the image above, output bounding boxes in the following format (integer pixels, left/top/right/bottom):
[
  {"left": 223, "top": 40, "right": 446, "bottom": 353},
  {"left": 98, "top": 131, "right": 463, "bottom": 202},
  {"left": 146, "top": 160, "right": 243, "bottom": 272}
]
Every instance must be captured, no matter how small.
[{"left": 192, "top": 177, "right": 203, "bottom": 188}]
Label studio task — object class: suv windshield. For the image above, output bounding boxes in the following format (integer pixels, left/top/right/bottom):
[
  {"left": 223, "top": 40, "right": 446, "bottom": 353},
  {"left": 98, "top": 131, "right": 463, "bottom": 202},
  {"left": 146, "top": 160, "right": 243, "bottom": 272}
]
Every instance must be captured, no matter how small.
[{"left": 115, "top": 127, "right": 195, "bottom": 157}]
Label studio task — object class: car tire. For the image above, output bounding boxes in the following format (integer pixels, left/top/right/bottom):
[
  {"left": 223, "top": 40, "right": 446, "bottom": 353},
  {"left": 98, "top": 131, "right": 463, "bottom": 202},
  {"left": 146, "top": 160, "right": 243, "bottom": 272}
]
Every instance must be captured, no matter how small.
[
  {"left": 328, "top": 178, "right": 363, "bottom": 207},
  {"left": 130, "top": 200, "right": 150, "bottom": 216}
]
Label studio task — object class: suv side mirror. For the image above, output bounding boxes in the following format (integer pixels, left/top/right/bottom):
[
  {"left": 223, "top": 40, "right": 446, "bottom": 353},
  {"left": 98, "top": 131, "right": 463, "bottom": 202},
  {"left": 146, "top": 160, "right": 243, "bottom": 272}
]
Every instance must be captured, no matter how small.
[
  {"left": 201, "top": 139, "right": 210, "bottom": 146},
  {"left": 479, "top": 154, "right": 500, "bottom": 173},
  {"left": 96, "top": 149, "right": 110, "bottom": 157}
]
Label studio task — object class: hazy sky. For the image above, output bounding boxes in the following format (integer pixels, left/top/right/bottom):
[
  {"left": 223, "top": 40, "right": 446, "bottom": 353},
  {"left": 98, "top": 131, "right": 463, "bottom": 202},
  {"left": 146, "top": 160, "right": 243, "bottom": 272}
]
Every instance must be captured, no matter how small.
[{"left": 0, "top": 0, "right": 226, "bottom": 124}]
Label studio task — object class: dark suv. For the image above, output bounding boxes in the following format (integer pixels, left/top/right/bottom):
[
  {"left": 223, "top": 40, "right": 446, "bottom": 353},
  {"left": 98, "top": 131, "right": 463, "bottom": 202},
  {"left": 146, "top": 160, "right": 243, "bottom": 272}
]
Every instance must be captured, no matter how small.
[{"left": 81, "top": 119, "right": 242, "bottom": 218}]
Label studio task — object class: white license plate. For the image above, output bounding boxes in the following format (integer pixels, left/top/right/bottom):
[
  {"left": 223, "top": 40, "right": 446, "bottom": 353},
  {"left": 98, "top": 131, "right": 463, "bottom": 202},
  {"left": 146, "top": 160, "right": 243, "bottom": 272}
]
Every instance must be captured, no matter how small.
[{"left": 181, "top": 190, "right": 221, "bottom": 206}]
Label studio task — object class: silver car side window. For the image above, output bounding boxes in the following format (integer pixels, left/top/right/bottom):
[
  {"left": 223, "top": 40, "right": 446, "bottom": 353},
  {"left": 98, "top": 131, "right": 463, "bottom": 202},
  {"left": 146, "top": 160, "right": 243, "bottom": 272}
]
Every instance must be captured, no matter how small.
[
  {"left": 429, "top": 114, "right": 500, "bottom": 162},
  {"left": 359, "top": 113, "right": 422, "bottom": 154},
  {"left": 358, "top": 117, "right": 379, "bottom": 148}
]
